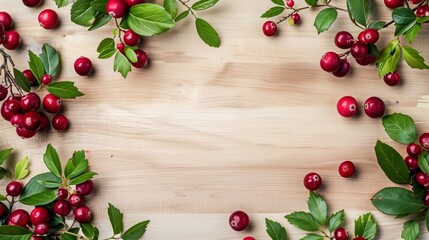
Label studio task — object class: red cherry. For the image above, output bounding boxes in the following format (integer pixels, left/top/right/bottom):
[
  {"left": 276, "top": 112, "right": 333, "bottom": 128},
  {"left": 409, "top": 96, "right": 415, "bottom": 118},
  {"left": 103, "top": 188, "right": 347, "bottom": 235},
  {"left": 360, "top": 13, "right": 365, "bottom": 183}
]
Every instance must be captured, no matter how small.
[
  {"left": 383, "top": 72, "right": 401, "bottom": 86},
  {"left": 74, "top": 57, "right": 93, "bottom": 76},
  {"left": 229, "top": 210, "right": 249, "bottom": 231},
  {"left": 1, "top": 98, "right": 15, "bottom": 121},
  {"left": 41, "top": 74, "right": 52, "bottom": 85},
  {"left": 22, "top": 111, "right": 41, "bottom": 131},
  {"left": 116, "top": 42, "right": 125, "bottom": 54},
  {"left": 68, "top": 194, "right": 84, "bottom": 207},
  {"left": 334, "top": 31, "right": 354, "bottom": 49},
  {"left": 52, "top": 114, "right": 69, "bottom": 131},
  {"left": 332, "top": 59, "right": 350, "bottom": 78},
  {"left": 353, "top": 237, "right": 365, "bottom": 240},
  {"left": 30, "top": 207, "right": 50, "bottom": 225},
  {"left": 0, "top": 12, "right": 13, "bottom": 30},
  {"left": 125, "top": 0, "right": 145, "bottom": 7},
  {"left": 337, "top": 96, "right": 358, "bottom": 118},
  {"left": 416, "top": 5, "right": 429, "bottom": 18},
  {"left": 407, "top": 143, "right": 421, "bottom": 157},
  {"left": 3, "top": 30, "right": 21, "bottom": 50},
  {"left": 106, "top": 0, "right": 129, "bottom": 18},
  {"left": 405, "top": 156, "right": 419, "bottom": 171},
  {"left": 409, "top": 0, "right": 423, "bottom": 3},
  {"left": 290, "top": 13, "right": 300, "bottom": 25},
  {"left": 320, "top": 52, "right": 341, "bottom": 72},
  {"left": 286, "top": 0, "right": 294, "bottom": 7},
  {"left": 243, "top": 237, "right": 255, "bottom": 240},
  {"left": 334, "top": 228, "right": 348, "bottom": 240},
  {"left": 355, "top": 54, "right": 375, "bottom": 66},
  {"left": 38, "top": 9, "right": 59, "bottom": 29},
  {"left": 76, "top": 180, "right": 94, "bottom": 196},
  {"left": 8, "top": 209, "right": 30, "bottom": 227},
  {"left": 424, "top": 192, "right": 429, "bottom": 206},
  {"left": 73, "top": 205, "right": 92, "bottom": 223},
  {"left": 54, "top": 200, "right": 72, "bottom": 216},
  {"left": 338, "top": 161, "right": 355, "bottom": 178},
  {"left": 262, "top": 21, "right": 277, "bottom": 37},
  {"left": 350, "top": 42, "right": 368, "bottom": 60},
  {"left": 23, "top": 0, "right": 43, "bottom": 7},
  {"left": 16, "top": 127, "right": 37, "bottom": 139},
  {"left": 20, "top": 93, "right": 41, "bottom": 112},
  {"left": 57, "top": 188, "right": 69, "bottom": 199},
  {"left": 0, "top": 204, "right": 5, "bottom": 217},
  {"left": 303, "top": 172, "right": 322, "bottom": 191},
  {"left": 42, "top": 94, "right": 61, "bottom": 113},
  {"left": 384, "top": 0, "right": 403, "bottom": 8},
  {"left": 124, "top": 29, "right": 140, "bottom": 46},
  {"left": 23, "top": 70, "right": 38, "bottom": 86},
  {"left": 6, "top": 181, "right": 23, "bottom": 196},
  {"left": 6, "top": 98, "right": 21, "bottom": 113},
  {"left": 416, "top": 171, "right": 429, "bottom": 188},
  {"left": 364, "top": 96, "right": 385, "bottom": 118},
  {"left": 37, "top": 112, "right": 49, "bottom": 132},
  {"left": 131, "top": 50, "right": 148, "bottom": 68},
  {"left": 360, "top": 28, "right": 379, "bottom": 44},
  {"left": 34, "top": 223, "right": 50, "bottom": 235},
  {"left": 10, "top": 114, "right": 23, "bottom": 128},
  {"left": 0, "top": 84, "right": 7, "bottom": 101},
  {"left": 419, "top": 133, "right": 429, "bottom": 149}
]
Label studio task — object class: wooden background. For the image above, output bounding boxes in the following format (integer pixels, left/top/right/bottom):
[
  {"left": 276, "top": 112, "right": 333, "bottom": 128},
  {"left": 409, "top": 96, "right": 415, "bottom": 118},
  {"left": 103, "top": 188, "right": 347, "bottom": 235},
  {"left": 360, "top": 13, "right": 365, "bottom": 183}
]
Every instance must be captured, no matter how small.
[{"left": 1, "top": 0, "right": 429, "bottom": 239}]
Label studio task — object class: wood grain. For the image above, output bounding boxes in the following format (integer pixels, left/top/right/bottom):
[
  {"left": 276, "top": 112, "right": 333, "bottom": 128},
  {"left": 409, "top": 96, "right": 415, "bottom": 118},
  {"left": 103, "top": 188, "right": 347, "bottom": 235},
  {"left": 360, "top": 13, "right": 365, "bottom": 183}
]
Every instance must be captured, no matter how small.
[{"left": 1, "top": 0, "right": 429, "bottom": 239}]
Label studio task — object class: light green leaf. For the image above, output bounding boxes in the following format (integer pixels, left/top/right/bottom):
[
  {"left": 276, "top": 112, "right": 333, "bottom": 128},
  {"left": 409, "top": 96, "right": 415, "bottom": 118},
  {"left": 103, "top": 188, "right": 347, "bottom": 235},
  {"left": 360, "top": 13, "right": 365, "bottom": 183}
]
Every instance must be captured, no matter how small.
[
  {"left": 15, "top": 156, "right": 29, "bottom": 180},
  {"left": 43, "top": 144, "right": 62, "bottom": 178},
  {"left": 28, "top": 51, "right": 45, "bottom": 84},
  {"left": 47, "top": 81, "right": 85, "bottom": 99},
  {"left": 62, "top": 228, "right": 80, "bottom": 240},
  {"left": 69, "top": 171, "right": 98, "bottom": 185},
  {"left": 285, "top": 211, "right": 320, "bottom": 232},
  {"left": 114, "top": 52, "right": 132, "bottom": 78},
  {"left": 402, "top": 220, "right": 419, "bottom": 240},
  {"left": 108, "top": 203, "right": 123, "bottom": 235},
  {"left": 91, "top": 0, "right": 108, "bottom": 13},
  {"left": 368, "top": 21, "right": 386, "bottom": 30},
  {"left": 71, "top": 0, "right": 96, "bottom": 27},
  {"left": 13, "top": 69, "right": 31, "bottom": 92},
  {"left": 195, "top": 18, "right": 220, "bottom": 47},
  {"left": 265, "top": 218, "right": 287, "bottom": 240},
  {"left": 0, "top": 194, "right": 6, "bottom": 201},
  {"left": 127, "top": 3, "right": 176, "bottom": 36},
  {"left": 261, "top": 6, "right": 285, "bottom": 18},
  {"left": 307, "top": 192, "right": 327, "bottom": 225},
  {"left": 328, "top": 210, "right": 345, "bottom": 233},
  {"left": 125, "top": 47, "right": 138, "bottom": 63},
  {"left": 175, "top": 10, "right": 189, "bottom": 22},
  {"left": 122, "top": 220, "right": 150, "bottom": 240},
  {"left": 375, "top": 140, "right": 410, "bottom": 184},
  {"left": 97, "top": 38, "right": 116, "bottom": 59},
  {"left": 376, "top": 39, "right": 400, "bottom": 77},
  {"left": 402, "top": 46, "right": 429, "bottom": 70},
  {"left": 36, "top": 180, "right": 61, "bottom": 188},
  {"left": 64, "top": 150, "right": 89, "bottom": 179},
  {"left": 164, "top": 0, "right": 178, "bottom": 18},
  {"left": 372, "top": 187, "right": 426, "bottom": 215},
  {"left": 80, "top": 223, "right": 96, "bottom": 239},
  {"left": 39, "top": 44, "right": 61, "bottom": 77},
  {"left": 192, "top": 0, "right": 220, "bottom": 11},
  {"left": 382, "top": 113, "right": 417, "bottom": 144},
  {"left": 0, "top": 148, "right": 12, "bottom": 166},
  {"left": 405, "top": 23, "right": 421, "bottom": 44},
  {"left": 313, "top": 8, "right": 338, "bottom": 34},
  {"left": 55, "top": 0, "right": 69, "bottom": 7},
  {"left": 419, "top": 153, "right": 429, "bottom": 176},
  {"left": 300, "top": 234, "right": 324, "bottom": 240},
  {"left": 354, "top": 213, "right": 377, "bottom": 240}
]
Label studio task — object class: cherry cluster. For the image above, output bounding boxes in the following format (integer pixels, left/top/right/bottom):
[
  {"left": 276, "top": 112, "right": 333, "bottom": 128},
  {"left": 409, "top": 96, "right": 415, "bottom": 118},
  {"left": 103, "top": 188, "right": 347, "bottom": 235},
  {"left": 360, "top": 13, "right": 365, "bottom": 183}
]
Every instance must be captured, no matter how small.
[
  {"left": 406, "top": 135, "right": 429, "bottom": 206},
  {"left": 3, "top": 179, "right": 94, "bottom": 238},
  {"left": 107, "top": 0, "right": 149, "bottom": 69},
  {"left": 0, "top": 12, "right": 21, "bottom": 50},
  {"left": 261, "top": 0, "right": 301, "bottom": 37},
  {"left": 336, "top": 96, "right": 385, "bottom": 119}
]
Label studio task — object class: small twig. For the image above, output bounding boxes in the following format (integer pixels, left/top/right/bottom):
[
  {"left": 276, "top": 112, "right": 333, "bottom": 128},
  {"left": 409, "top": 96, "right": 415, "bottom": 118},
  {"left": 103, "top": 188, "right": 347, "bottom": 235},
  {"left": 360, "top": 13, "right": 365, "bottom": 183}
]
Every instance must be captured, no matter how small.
[
  {"left": 277, "top": 4, "right": 347, "bottom": 24},
  {"left": 178, "top": 0, "right": 197, "bottom": 19}
]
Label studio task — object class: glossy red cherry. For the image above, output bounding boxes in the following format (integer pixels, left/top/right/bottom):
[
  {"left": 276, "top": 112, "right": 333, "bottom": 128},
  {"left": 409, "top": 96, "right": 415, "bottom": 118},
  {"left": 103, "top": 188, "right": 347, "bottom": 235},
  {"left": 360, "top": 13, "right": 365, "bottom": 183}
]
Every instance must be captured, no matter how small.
[
  {"left": 41, "top": 74, "right": 52, "bottom": 85},
  {"left": 303, "top": 172, "right": 322, "bottom": 191},
  {"left": 74, "top": 57, "right": 93, "bottom": 76},
  {"left": 424, "top": 192, "right": 429, "bottom": 206},
  {"left": 10, "top": 114, "right": 23, "bottom": 128},
  {"left": 364, "top": 96, "right": 385, "bottom": 118},
  {"left": 419, "top": 133, "right": 429, "bottom": 149},
  {"left": 116, "top": 42, "right": 125, "bottom": 54},
  {"left": 3, "top": 30, "right": 21, "bottom": 50},
  {"left": 6, "top": 98, "right": 21, "bottom": 113},
  {"left": 76, "top": 180, "right": 94, "bottom": 196},
  {"left": 356, "top": 54, "right": 375, "bottom": 66},
  {"left": 0, "top": 12, "right": 13, "bottom": 30},
  {"left": 334, "top": 228, "right": 348, "bottom": 240},
  {"left": 243, "top": 237, "right": 255, "bottom": 240},
  {"left": 290, "top": 13, "right": 300, "bottom": 25},
  {"left": 30, "top": 207, "right": 50, "bottom": 225},
  {"left": 337, "top": 96, "right": 358, "bottom": 118},
  {"left": 126, "top": 0, "right": 145, "bottom": 7},
  {"left": 229, "top": 210, "right": 249, "bottom": 231},
  {"left": 34, "top": 223, "right": 49, "bottom": 235},
  {"left": 8, "top": 209, "right": 30, "bottom": 227},
  {"left": 106, "top": 0, "right": 129, "bottom": 18},
  {"left": 416, "top": 171, "right": 429, "bottom": 188},
  {"left": 69, "top": 194, "right": 84, "bottom": 207},
  {"left": 0, "top": 85, "right": 7, "bottom": 101},
  {"left": 405, "top": 156, "right": 419, "bottom": 171},
  {"left": 6, "top": 181, "right": 23, "bottom": 196},
  {"left": 416, "top": 5, "right": 429, "bottom": 18},
  {"left": 383, "top": 72, "right": 401, "bottom": 86},
  {"left": 332, "top": 59, "right": 350, "bottom": 77},
  {"left": 338, "top": 161, "right": 355, "bottom": 178},
  {"left": 384, "top": 0, "right": 403, "bottom": 8},
  {"left": 320, "top": 52, "right": 341, "bottom": 72},
  {"left": 23, "top": 69, "right": 38, "bottom": 87},
  {"left": 37, "top": 112, "right": 49, "bottom": 132},
  {"left": 23, "top": 0, "right": 43, "bottom": 7},
  {"left": 54, "top": 200, "right": 72, "bottom": 216},
  {"left": 262, "top": 21, "right": 277, "bottom": 37},
  {"left": 38, "top": 9, "right": 59, "bottom": 29},
  {"left": 334, "top": 31, "right": 354, "bottom": 49},
  {"left": 57, "top": 188, "right": 69, "bottom": 199},
  {"left": 22, "top": 111, "right": 41, "bottom": 131},
  {"left": 407, "top": 143, "right": 421, "bottom": 157},
  {"left": 20, "top": 93, "right": 41, "bottom": 112},
  {"left": 286, "top": 0, "right": 294, "bottom": 7},
  {"left": 52, "top": 114, "right": 69, "bottom": 131},
  {"left": 16, "top": 127, "right": 37, "bottom": 138},
  {"left": 131, "top": 50, "right": 148, "bottom": 68},
  {"left": 42, "top": 94, "right": 61, "bottom": 113},
  {"left": 409, "top": 0, "right": 423, "bottom": 4},
  {"left": 73, "top": 205, "right": 92, "bottom": 223},
  {"left": 124, "top": 29, "right": 140, "bottom": 46},
  {"left": 360, "top": 28, "right": 379, "bottom": 44},
  {"left": 350, "top": 41, "right": 368, "bottom": 60}
]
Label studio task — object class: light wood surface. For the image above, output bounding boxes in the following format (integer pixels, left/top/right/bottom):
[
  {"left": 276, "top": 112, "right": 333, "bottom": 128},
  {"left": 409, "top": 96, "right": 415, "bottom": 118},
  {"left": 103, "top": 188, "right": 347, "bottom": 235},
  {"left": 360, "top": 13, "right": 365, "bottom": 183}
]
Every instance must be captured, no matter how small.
[{"left": 1, "top": 0, "right": 429, "bottom": 239}]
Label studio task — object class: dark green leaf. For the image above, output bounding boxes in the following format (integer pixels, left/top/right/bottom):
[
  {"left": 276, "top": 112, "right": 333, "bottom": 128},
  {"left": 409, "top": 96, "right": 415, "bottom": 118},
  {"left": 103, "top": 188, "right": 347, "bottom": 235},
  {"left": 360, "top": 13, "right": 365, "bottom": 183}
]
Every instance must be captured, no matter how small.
[
  {"left": 0, "top": 226, "right": 32, "bottom": 240},
  {"left": 313, "top": 8, "right": 338, "bottom": 34},
  {"left": 164, "top": 0, "right": 179, "bottom": 18},
  {"left": 368, "top": 44, "right": 379, "bottom": 58},
  {"left": 272, "top": 0, "right": 285, "bottom": 6},
  {"left": 285, "top": 211, "right": 320, "bottom": 232},
  {"left": 347, "top": 0, "right": 373, "bottom": 26},
  {"left": 261, "top": 6, "right": 285, "bottom": 18},
  {"left": 405, "top": 23, "right": 421, "bottom": 44},
  {"left": 192, "top": 0, "right": 220, "bottom": 11},
  {"left": 36, "top": 180, "right": 61, "bottom": 188},
  {"left": 99, "top": 48, "right": 116, "bottom": 59},
  {"left": 65, "top": 150, "right": 89, "bottom": 179},
  {"left": 402, "top": 46, "right": 429, "bottom": 69},
  {"left": 307, "top": 191, "right": 327, "bottom": 225},
  {"left": 69, "top": 171, "right": 98, "bottom": 185},
  {"left": 81, "top": 223, "right": 96, "bottom": 239},
  {"left": 114, "top": 52, "right": 132, "bottom": 78},
  {"left": 125, "top": 46, "right": 138, "bottom": 63},
  {"left": 372, "top": 187, "right": 426, "bottom": 215},
  {"left": 91, "top": 0, "right": 108, "bottom": 13},
  {"left": 402, "top": 220, "right": 419, "bottom": 240},
  {"left": 28, "top": 51, "right": 45, "bottom": 84},
  {"left": 305, "top": 0, "right": 318, "bottom": 7},
  {"left": 0, "top": 148, "right": 12, "bottom": 165},
  {"left": 265, "top": 218, "right": 287, "bottom": 240},
  {"left": 40, "top": 44, "right": 61, "bottom": 77},
  {"left": 195, "top": 18, "right": 220, "bottom": 47},
  {"left": 108, "top": 203, "right": 123, "bottom": 235},
  {"left": 375, "top": 140, "right": 410, "bottom": 184},
  {"left": 301, "top": 234, "right": 324, "bottom": 240},
  {"left": 412, "top": 175, "right": 426, "bottom": 200},
  {"left": 97, "top": 38, "right": 115, "bottom": 53},
  {"left": 419, "top": 153, "right": 429, "bottom": 175},
  {"left": 15, "top": 156, "right": 29, "bottom": 180},
  {"left": 43, "top": 144, "right": 62, "bottom": 178},
  {"left": 354, "top": 213, "right": 377, "bottom": 240},
  {"left": 122, "top": 220, "right": 150, "bottom": 240},
  {"left": 392, "top": 7, "right": 416, "bottom": 25},
  {"left": 394, "top": 20, "right": 416, "bottom": 36},
  {"left": 19, "top": 173, "right": 59, "bottom": 206},
  {"left": 89, "top": 13, "right": 112, "bottom": 31},
  {"left": 71, "top": 0, "right": 96, "bottom": 27},
  {"left": 127, "top": 3, "right": 176, "bottom": 36},
  {"left": 328, "top": 210, "right": 345, "bottom": 233},
  {"left": 175, "top": 10, "right": 189, "bottom": 22},
  {"left": 0, "top": 168, "right": 10, "bottom": 180},
  {"left": 55, "top": 0, "right": 69, "bottom": 7},
  {"left": 368, "top": 21, "right": 386, "bottom": 30},
  {"left": 376, "top": 39, "right": 400, "bottom": 77},
  {"left": 47, "top": 81, "right": 85, "bottom": 99},
  {"left": 13, "top": 69, "right": 30, "bottom": 92},
  {"left": 0, "top": 194, "right": 6, "bottom": 201},
  {"left": 382, "top": 113, "right": 417, "bottom": 144},
  {"left": 62, "top": 228, "right": 80, "bottom": 240}
]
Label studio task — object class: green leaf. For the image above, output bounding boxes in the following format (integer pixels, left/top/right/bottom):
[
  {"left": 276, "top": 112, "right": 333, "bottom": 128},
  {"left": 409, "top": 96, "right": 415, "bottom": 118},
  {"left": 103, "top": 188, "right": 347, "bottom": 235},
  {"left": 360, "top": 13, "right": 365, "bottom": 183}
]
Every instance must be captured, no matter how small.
[
  {"left": 81, "top": 223, "right": 96, "bottom": 239},
  {"left": 382, "top": 113, "right": 417, "bottom": 144},
  {"left": 55, "top": 0, "right": 69, "bottom": 7},
  {"left": 65, "top": 150, "right": 89, "bottom": 179},
  {"left": 402, "top": 220, "right": 419, "bottom": 240},
  {"left": 405, "top": 23, "right": 421, "bottom": 44},
  {"left": 192, "top": 0, "right": 220, "bottom": 11},
  {"left": 97, "top": 38, "right": 115, "bottom": 53},
  {"left": 346, "top": 0, "right": 373, "bottom": 26},
  {"left": 15, "top": 156, "right": 29, "bottom": 180},
  {"left": 375, "top": 140, "right": 410, "bottom": 184},
  {"left": 36, "top": 180, "right": 61, "bottom": 188},
  {"left": 69, "top": 171, "right": 97, "bottom": 185},
  {"left": 261, "top": 7, "right": 285, "bottom": 18},
  {"left": 175, "top": 10, "right": 189, "bottom": 22},
  {"left": 0, "top": 168, "right": 10, "bottom": 180},
  {"left": 265, "top": 218, "right": 287, "bottom": 240},
  {"left": 368, "top": 21, "right": 386, "bottom": 30},
  {"left": 285, "top": 211, "right": 320, "bottom": 232},
  {"left": 43, "top": 144, "right": 62, "bottom": 178},
  {"left": 108, "top": 203, "right": 123, "bottom": 235},
  {"left": 0, "top": 148, "right": 12, "bottom": 166},
  {"left": 91, "top": 0, "right": 108, "bottom": 13},
  {"left": 412, "top": 175, "right": 426, "bottom": 200},
  {"left": 307, "top": 191, "right": 327, "bottom": 225},
  {"left": 354, "top": 213, "right": 377, "bottom": 240},
  {"left": 305, "top": 0, "right": 318, "bottom": 7},
  {"left": 47, "top": 81, "right": 85, "bottom": 99},
  {"left": 13, "top": 69, "right": 31, "bottom": 92},
  {"left": 71, "top": 0, "right": 96, "bottom": 27},
  {"left": 28, "top": 51, "right": 45, "bottom": 84},
  {"left": 114, "top": 52, "right": 132, "bottom": 78},
  {"left": 313, "top": 8, "right": 338, "bottom": 34},
  {"left": 402, "top": 46, "right": 429, "bottom": 69},
  {"left": 164, "top": 0, "right": 178, "bottom": 18},
  {"left": 127, "top": 3, "right": 176, "bottom": 36},
  {"left": 0, "top": 226, "right": 32, "bottom": 240},
  {"left": 62, "top": 228, "right": 80, "bottom": 240},
  {"left": 122, "top": 220, "right": 150, "bottom": 240},
  {"left": 89, "top": 13, "right": 112, "bottom": 31},
  {"left": 372, "top": 187, "right": 426, "bottom": 215},
  {"left": 419, "top": 153, "right": 429, "bottom": 175},
  {"left": 328, "top": 210, "right": 345, "bottom": 233},
  {"left": 392, "top": 7, "right": 416, "bottom": 25},
  {"left": 300, "top": 234, "right": 324, "bottom": 240},
  {"left": 418, "top": 16, "right": 429, "bottom": 23},
  {"left": 19, "top": 172, "right": 60, "bottom": 206},
  {"left": 39, "top": 44, "right": 61, "bottom": 77},
  {"left": 195, "top": 18, "right": 220, "bottom": 47},
  {"left": 0, "top": 194, "right": 6, "bottom": 201},
  {"left": 394, "top": 20, "right": 416, "bottom": 36},
  {"left": 272, "top": 0, "right": 285, "bottom": 6},
  {"left": 125, "top": 46, "right": 138, "bottom": 63},
  {"left": 376, "top": 39, "right": 400, "bottom": 77},
  {"left": 426, "top": 210, "right": 429, "bottom": 232}
]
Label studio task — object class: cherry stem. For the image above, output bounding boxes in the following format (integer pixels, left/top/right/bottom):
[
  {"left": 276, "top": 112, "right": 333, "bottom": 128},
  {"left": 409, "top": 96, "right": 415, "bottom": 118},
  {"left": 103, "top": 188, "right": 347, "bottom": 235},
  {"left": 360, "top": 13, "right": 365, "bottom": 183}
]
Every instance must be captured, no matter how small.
[
  {"left": 178, "top": 0, "right": 198, "bottom": 19},
  {"left": 114, "top": 18, "right": 124, "bottom": 44},
  {"left": 277, "top": 4, "right": 348, "bottom": 25},
  {"left": 0, "top": 48, "right": 23, "bottom": 96},
  {"left": 383, "top": 1, "right": 427, "bottom": 29}
]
